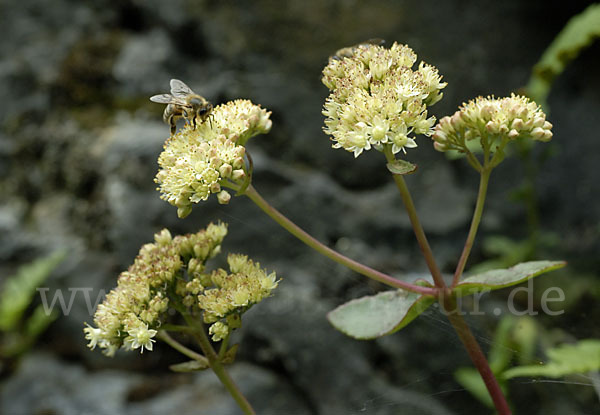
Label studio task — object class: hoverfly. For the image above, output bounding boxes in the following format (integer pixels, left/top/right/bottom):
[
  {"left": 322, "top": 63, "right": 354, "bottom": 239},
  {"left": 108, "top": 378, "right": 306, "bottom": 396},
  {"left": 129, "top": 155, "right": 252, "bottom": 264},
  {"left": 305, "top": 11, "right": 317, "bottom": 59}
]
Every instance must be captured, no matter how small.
[
  {"left": 330, "top": 38, "right": 386, "bottom": 61},
  {"left": 150, "top": 79, "right": 213, "bottom": 135}
]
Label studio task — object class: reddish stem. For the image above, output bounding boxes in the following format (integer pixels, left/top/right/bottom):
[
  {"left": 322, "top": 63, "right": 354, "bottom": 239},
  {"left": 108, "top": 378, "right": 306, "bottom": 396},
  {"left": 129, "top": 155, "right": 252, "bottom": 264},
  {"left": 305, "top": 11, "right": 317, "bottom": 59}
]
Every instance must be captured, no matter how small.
[{"left": 443, "top": 297, "right": 512, "bottom": 414}]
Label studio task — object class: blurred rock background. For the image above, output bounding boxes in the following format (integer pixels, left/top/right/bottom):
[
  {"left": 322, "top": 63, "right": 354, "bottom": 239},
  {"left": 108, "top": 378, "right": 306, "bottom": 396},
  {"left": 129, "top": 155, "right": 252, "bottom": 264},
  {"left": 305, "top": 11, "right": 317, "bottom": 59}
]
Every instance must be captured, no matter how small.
[{"left": 0, "top": 0, "right": 599, "bottom": 414}]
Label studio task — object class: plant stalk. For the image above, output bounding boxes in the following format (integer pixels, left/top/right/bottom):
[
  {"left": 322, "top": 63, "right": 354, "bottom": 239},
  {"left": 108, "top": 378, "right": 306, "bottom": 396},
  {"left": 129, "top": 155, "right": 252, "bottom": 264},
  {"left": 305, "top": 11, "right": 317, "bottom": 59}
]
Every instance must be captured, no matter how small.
[
  {"left": 383, "top": 149, "right": 447, "bottom": 292},
  {"left": 182, "top": 314, "right": 256, "bottom": 415},
  {"left": 452, "top": 168, "right": 491, "bottom": 287},
  {"left": 243, "top": 184, "right": 437, "bottom": 296},
  {"left": 157, "top": 330, "right": 209, "bottom": 366},
  {"left": 386, "top": 150, "right": 510, "bottom": 414},
  {"left": 443, "top": 297, "right": 512, "bottom": 415}
]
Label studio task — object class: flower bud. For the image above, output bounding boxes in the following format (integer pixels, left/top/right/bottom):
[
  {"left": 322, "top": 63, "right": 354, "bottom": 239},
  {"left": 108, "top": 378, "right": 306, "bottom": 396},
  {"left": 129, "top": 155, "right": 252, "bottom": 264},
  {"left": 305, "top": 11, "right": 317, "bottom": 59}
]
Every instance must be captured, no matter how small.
[
  {"left": 231, "top": 169, "right": 246, "bottom": 181},
  {"left": 232, "top": 157, "right": 244, "bottom": 169},
  {"left": 450, "top": 112, "right": 462, "bottom": 128},
  {"left": 154, "top": 229, "right": 172, "bottom": 246},
  {"left": 194, "top": 243, "right": 210, "bottom": 259},
  {"left": 217, "top": 190, "right": 231, "bottom": 205},
  {"left": 219, "top": 163, "right": 233, "bottom": 178},
  {"left": 532, "top": 116, "right": 546, "bottom": 128},
  {"left": 531, "top": 127, "right": 546, "bottom": 140},
  {"left": 177, "top": 205, "right": 192, "bottom": 219},
  {"left": 511, "top": 118, "right": 524, "bottom": 130}
]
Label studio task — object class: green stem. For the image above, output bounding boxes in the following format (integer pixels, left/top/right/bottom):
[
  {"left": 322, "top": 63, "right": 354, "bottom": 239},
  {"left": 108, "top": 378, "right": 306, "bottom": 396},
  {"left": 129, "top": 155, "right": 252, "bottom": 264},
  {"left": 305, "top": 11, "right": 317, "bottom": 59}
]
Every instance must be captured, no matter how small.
[
  {"left": 218, "top": 333, "right": 231, "bottom": 360},
  {"left": 452, "top": 168, "right": 491, "bottom": 287},
  {"left": 243, "top": 184, "right": 437, "bottom": 296},
  {"left": 443, "top": 297, "right": 512, "bottom": 415},
  {"left": 516, "top": 142, "right": 540, "bottom": 251},
  {"left": 182, "top": 314, "right": 256, "bottom": 415},
  {"left": 465, "top": 149, "right": 483, "bottom": 173},
  {"left": 157, "top": 330, "right": 209, "bottom": 366},
  {"left": 383, "top": 148, "right": 447, "bottom": 292}
]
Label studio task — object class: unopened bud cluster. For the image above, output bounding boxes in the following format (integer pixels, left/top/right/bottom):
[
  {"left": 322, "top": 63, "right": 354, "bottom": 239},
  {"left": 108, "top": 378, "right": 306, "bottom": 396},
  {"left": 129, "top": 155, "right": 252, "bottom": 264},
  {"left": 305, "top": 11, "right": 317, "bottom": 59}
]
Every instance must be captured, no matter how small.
[
  {"left": 84, "top": 222, "right": 278, "bottom": 355},
  {"left": 432, "top": 94, "right": 553, "bottom": 153},
  {"left": 322, "top": 42, "right": 447, "bottom": 157},
  {"left": 155, "top": 100, "right": 272, "bottom": 218}
]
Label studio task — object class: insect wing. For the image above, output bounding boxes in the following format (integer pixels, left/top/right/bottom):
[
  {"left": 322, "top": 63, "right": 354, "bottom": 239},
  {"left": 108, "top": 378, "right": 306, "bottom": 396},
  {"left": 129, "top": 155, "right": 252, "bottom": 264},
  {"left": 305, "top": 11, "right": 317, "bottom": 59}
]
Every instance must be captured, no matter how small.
[
  {"left": 150, "top": 94, "right": 175, "bottom": 104},
  {"left": 332, "top": 38, "right": 386, "bottom": 60},
  {"left": 363, "top": 38, "right": 385, "bottom": 47},
  {"left": 150, "top": 94, "right": 188, "bottom": 106},
  {"left": 170, "top": 79, "right": 195, "bottom": 98}
]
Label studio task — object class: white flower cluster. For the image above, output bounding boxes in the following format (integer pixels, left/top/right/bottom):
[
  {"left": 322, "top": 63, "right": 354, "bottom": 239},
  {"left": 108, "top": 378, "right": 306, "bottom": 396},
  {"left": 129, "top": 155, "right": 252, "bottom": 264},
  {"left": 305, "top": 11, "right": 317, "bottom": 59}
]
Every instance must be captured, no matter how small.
[
  {"left": 84, "top": 223, "right": 227, "bottom": 356},
  {"left": 155, "top": 100, "right": 272, "bottom": 218},
  {"left": 322, "top": 42, "right": 447, "bottom": 157},
  {"left": 84, "top": 223, "right": 279, "bottom": 354}
]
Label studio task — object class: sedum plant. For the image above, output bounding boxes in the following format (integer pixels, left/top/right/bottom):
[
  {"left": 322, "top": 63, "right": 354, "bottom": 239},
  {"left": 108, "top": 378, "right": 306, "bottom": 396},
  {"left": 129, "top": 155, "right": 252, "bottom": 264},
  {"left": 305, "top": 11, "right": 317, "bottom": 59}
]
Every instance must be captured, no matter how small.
[
  {"left": 86, "top": 41, "right": 569, "bottom": 415},
  {"left": 85, "top": 224, "right": 278, "bottom": 413}
]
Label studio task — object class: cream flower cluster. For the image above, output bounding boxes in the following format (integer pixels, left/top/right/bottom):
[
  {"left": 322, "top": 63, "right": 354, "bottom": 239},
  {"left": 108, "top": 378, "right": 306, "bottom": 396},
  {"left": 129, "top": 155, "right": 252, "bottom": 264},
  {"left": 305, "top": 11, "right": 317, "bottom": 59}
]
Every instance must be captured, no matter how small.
[
  {"left": 84, "top": 222, "right": 278, "bottom": 354},
  {"left": 322, "top": 42, "right": 447, "bottom": 157},
  {"left": 432, "top": 94, "right": 553, "bottom": 153},
  {"left": 84, "top": 223, "right": 227, "bottom": 356},
  {"left": 155, "top": 100, "right": 272, "bottom": 218},
  {"left": 196, "top": 254, "right": 279, "bottom": 341}
]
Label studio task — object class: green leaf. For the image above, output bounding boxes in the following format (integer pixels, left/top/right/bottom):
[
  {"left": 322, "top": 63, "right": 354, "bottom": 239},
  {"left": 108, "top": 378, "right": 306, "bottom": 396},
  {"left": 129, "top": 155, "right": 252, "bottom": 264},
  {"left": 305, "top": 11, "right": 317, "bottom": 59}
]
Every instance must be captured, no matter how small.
[
  {"left": 488, "top": 316, "right": 516, "bottom": 374},
  {"left": 327, "top": 290, "right": 434, "bottom": 340},
  {"left": 503, "top": 339, "right": 600, "bottom": 380},
  {"left": 512, "top": 316, "right": 538, "bottom": 365},
  {"left": 454, "top": 260, "right": 566, "bottom": 296},
  {"left": 25, "top": 305, "right": 58, "bottom": 338},
  {"left": 0, "top": 251, "right": 66, "bottom": 331},
  {"left": 525, "top": 4, "right": 600, "bottom": 107},
  {"left": 169, "top": 359, "right": 210, "bottom": 372},
  {"left": 0, "top": 307, "right": 59, "bottom": 358},
  {"left": 386, "top": 159, "right": 417, "bottom": 175},
  {"left": 25, "top": 305, "right": 59, "bottom": 340},
  {"left": 454, "top": 367, "right": 495, "bottom": 408}
]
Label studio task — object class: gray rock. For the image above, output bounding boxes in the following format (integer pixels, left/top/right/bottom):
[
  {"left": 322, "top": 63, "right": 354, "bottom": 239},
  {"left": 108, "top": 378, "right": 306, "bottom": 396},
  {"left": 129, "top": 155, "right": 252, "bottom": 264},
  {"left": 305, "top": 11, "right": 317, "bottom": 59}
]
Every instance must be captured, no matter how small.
[
  {"left": 113, "top": 30, "right": 174, "bottom": 97},
  {"left": 0, "top": 352, "right": 311, "bottom": 415}
]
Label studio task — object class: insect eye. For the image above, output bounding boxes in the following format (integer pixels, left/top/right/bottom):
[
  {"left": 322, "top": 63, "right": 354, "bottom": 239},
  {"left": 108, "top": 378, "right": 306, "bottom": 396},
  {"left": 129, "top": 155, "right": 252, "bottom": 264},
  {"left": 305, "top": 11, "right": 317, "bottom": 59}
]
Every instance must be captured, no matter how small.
[{"left": 198, "top": 108, "right": 208, "bottom": 115}]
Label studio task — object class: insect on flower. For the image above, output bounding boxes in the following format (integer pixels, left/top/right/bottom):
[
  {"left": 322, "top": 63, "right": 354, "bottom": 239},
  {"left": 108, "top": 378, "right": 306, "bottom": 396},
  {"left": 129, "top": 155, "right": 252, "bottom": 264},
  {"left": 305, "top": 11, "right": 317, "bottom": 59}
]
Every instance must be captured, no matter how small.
[
  {"left": 150, "top": 79, "right": 213, "bottom": 135},
  {"left": 330, "top": 38, "right": 386, "bottom": 61}
]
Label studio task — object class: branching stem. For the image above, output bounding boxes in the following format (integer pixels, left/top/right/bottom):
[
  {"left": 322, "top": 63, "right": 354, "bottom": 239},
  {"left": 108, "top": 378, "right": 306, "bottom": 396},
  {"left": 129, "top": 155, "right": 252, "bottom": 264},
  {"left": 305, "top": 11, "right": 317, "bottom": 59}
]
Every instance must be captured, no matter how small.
[
  {"left": 181, "top": 313, "right": 256, "bottom": 415},
  {"left": 384, "top": 147, "right": 510, "bottom": 415},
  {"left": 157, "top": 330, "right": 208, "bottom": 366}
]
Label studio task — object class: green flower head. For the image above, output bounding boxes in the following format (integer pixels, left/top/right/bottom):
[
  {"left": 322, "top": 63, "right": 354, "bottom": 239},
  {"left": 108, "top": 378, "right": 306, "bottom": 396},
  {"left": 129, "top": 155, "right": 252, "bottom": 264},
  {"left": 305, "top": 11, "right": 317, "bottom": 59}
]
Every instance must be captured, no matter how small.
[
  {"left": 155, "top": 100, "right": 272, "bottom": 218},
  {"left": 322, "top": 42, "right": 447, "bottom": 157}
]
